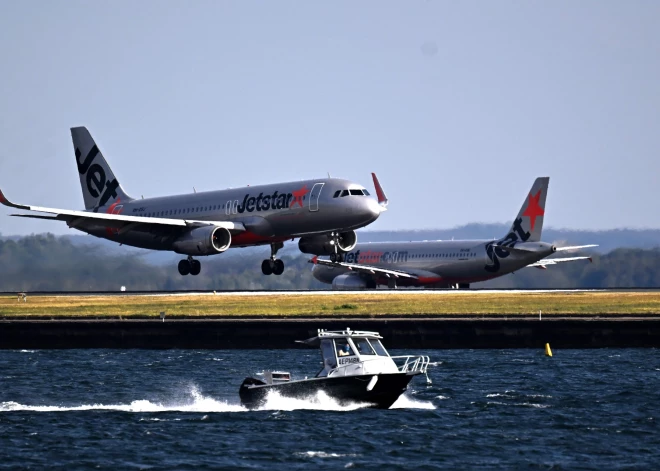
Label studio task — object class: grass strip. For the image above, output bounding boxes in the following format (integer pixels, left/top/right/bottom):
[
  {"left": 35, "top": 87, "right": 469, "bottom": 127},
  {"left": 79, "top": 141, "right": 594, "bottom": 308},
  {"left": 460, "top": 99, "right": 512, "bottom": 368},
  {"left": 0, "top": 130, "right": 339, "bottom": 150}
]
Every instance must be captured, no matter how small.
[{"left": 1, "top": 292, "right": 660, "bottom": 318}]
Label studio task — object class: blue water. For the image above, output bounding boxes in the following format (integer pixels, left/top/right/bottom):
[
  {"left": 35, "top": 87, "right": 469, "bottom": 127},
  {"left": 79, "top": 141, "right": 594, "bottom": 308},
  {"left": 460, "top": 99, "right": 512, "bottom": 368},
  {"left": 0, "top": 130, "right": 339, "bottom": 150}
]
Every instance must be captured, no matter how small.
[{"left": 0, "top": 349, "right": 658, "bottom": 470}]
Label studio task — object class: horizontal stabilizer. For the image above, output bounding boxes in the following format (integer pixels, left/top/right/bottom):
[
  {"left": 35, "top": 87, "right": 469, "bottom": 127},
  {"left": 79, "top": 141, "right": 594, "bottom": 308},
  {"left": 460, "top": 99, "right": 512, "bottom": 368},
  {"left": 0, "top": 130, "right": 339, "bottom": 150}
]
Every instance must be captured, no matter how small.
[
  {"left": 526, "top": 256, "right": 593, "bottom": 269},
  {"left": 555, "top": 244, "right": 598, "bottom": 252}
]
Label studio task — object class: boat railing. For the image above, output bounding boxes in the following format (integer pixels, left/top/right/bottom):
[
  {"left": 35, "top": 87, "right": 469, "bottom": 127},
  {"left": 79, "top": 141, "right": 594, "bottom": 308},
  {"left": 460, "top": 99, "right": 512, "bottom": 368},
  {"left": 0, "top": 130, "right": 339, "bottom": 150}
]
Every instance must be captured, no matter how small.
[{"left": 390, "top": 355, "right": 430, "bottom": 374}]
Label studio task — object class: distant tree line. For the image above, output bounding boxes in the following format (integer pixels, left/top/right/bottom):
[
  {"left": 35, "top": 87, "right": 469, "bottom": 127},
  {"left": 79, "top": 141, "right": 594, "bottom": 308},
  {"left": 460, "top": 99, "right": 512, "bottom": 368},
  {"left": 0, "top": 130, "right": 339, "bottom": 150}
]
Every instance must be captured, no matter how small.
[{"left": 0, "top": 233, "right": 659, "bottom": 291}]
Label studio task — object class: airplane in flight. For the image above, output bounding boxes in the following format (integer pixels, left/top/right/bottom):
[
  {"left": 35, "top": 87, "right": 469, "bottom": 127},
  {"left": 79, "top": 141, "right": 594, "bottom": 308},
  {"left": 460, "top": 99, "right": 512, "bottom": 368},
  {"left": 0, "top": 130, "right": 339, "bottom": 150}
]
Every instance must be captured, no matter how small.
[
  {"left": 0, "top": 127, "right": 386, "bottom": 276},
  {"left": 311, "top": 177, "right": 597, "bottom": 289}
]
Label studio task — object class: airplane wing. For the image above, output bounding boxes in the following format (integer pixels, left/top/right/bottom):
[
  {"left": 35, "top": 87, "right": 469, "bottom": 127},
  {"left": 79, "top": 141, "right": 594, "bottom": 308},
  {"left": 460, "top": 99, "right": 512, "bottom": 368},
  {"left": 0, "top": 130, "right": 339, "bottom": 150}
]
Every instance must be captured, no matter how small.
[
  {"left": 310, "top": 256, "right": 418, "bottom": 280},
  {"left": 526, "top": 256, "right": 593, "bottom": 270},
  {"left": 0, "top": 188, "right": 245, "bottom": 232}
]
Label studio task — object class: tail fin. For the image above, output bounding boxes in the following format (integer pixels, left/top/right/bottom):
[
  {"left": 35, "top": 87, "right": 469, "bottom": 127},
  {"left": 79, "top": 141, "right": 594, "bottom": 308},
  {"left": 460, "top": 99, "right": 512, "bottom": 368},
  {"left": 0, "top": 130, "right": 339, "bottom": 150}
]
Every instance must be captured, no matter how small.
[
  {"left": 71, "top": 127, "right": 133, "bottom": 210},
  {"left": 507, "top": 177, "right": 549, "bottom": 243}
]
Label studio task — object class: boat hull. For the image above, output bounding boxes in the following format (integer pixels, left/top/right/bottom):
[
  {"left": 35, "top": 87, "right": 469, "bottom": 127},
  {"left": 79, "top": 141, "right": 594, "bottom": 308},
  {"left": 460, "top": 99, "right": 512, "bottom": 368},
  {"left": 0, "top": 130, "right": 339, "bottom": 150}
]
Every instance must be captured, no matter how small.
[{"left": 239, "top": 373, "right": 417, "bottom": 409}]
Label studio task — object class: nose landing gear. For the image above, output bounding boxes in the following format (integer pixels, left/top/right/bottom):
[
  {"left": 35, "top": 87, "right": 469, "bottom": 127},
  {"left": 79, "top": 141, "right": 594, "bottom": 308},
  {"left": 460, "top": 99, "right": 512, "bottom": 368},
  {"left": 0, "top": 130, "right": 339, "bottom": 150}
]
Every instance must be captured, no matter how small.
[
  {"left": 262, "top": 242, "right": 285, "bottom": 276},
  {"left": 178, "top": 256, "right": 201, "bottom": 276}
]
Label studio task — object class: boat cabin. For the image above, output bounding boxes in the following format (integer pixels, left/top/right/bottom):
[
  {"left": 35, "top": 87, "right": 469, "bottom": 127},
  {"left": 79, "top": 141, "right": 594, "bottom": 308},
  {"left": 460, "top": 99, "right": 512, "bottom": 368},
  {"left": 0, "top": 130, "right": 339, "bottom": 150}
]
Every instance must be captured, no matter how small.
[{"left": 297, "top": 328, "right": 426, "bottom": 379}]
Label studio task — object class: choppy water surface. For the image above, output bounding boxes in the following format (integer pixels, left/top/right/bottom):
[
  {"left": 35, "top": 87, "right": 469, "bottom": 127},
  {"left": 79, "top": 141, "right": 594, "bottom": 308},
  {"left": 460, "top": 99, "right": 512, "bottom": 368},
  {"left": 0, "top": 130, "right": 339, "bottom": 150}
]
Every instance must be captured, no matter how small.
[{"left": 0, "top": 348, "right": 658, "bottom": 470}]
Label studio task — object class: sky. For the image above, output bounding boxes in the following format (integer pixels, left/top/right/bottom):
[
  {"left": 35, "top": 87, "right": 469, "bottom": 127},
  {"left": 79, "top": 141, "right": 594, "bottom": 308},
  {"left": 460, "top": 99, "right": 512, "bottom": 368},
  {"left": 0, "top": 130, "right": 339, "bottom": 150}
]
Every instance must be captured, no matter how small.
[{"left": 1, "top": 1, "right": 659, "bottom": 236}]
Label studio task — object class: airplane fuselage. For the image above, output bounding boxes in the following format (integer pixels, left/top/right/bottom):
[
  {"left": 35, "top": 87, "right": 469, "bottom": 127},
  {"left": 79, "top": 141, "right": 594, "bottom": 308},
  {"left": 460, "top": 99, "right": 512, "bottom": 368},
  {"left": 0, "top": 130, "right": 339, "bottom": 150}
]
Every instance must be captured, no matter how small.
[
  {"left": 312, "top": 239, "right": 556, "bottom": 288},
  {"left": 76, "top": 178, "right": 380, "bottom": 252}
]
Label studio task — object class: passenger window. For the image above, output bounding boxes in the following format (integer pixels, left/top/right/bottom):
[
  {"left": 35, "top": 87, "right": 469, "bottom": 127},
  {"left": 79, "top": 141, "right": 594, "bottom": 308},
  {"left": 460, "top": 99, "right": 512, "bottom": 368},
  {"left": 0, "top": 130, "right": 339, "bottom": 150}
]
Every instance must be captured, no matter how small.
[
  {"left": 333, "top": 190, "right": 340, "bottom": 198},
  {"left": 341, "top": 190, "right": 349, "bottom": 197}
]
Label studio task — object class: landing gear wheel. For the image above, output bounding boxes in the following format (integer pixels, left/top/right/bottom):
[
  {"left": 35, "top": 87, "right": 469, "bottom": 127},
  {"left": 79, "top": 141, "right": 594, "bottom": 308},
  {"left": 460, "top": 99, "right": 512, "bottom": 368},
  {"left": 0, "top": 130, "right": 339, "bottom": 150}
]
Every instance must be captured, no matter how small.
[
  {"left": 261, "top": 259, "right": 273, "bottom": 275},
  {"left": 272, "top": 259, "right": 284, "bottom": 275},
  {"left": 178, "top": 259, "right": 191, "bottom": 276},
  {"left": 190, "top": 259, "right": 201, "bottom": 276}
]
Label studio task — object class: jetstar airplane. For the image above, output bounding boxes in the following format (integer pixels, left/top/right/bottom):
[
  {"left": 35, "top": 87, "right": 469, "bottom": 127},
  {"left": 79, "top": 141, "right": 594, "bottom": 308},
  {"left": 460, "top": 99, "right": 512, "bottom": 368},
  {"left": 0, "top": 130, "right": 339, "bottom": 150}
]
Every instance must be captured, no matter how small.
[
  {"left": 311, "top": 177, "right": 597, "bottom": 289},
  {"left": 0, "top": 127, "right": 386, "bottom": 276}
]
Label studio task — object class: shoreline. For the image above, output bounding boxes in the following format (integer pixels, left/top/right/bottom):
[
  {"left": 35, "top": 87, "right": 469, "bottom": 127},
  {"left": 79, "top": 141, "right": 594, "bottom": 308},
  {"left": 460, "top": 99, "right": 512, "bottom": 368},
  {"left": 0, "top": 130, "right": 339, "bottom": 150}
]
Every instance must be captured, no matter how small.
[{"left": 2, "top": 318, "right": 659, "bottom": 349}]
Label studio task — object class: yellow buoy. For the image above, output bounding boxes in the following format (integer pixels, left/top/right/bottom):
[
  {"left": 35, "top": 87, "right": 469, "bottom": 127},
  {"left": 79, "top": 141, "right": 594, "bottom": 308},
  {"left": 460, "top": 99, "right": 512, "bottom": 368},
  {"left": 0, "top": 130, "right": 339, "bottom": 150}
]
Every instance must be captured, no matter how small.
[{"left": 545, "top": 343, "right": 553, "bottom": 357}]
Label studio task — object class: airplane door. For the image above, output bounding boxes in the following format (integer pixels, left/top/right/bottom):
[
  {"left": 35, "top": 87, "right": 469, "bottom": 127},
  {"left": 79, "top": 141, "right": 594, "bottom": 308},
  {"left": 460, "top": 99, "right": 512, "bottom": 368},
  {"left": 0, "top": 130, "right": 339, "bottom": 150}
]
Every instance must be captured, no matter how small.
[{"left": 309, "top": 183, "right": 324, "bottom": 212}]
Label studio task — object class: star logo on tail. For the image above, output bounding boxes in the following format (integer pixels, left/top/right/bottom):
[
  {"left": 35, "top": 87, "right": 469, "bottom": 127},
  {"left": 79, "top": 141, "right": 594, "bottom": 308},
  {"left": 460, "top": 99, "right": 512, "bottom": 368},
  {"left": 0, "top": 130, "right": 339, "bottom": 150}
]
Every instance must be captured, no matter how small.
[
  {"left": 290, "top": 185, "right": 309, "bottom": 208},
  {"left": 105, "top": 198, "right": 123, "bottom": 236},
  {"left": 522, "top": 190, "right": 544, "bottom": 231}
]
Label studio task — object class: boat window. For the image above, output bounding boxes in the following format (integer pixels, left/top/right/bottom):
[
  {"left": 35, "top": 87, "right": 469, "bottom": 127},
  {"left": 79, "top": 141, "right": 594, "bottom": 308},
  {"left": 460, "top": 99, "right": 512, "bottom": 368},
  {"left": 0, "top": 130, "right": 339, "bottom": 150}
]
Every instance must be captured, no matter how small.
[
  {"left": 340, "top": 190, "right": 349, "bottom": 197},
  {"left": 353, "top": 338, "right": 376, "bottom": 356},
  {"left": 335, "top": 339, "right": 355, "bottom": 357},
  {"left": 333, "top": 190, "right": 340, "bottom": 198},
  {"left": 349, "top": 189, "right": 362, "bottom": 196},
  {"left": 368, "top": 339, "right": 389, "bottom": 357}
]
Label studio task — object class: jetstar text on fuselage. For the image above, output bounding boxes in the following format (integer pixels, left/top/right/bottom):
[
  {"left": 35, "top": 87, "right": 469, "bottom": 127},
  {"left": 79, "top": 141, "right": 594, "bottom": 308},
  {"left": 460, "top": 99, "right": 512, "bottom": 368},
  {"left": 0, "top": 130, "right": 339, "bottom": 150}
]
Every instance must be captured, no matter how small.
[
  {"left": 344, "top": 250, "right": 409, "bottom": 264},
  {"left": 236, "top": 185, "right": 309, "bottom": 214}
]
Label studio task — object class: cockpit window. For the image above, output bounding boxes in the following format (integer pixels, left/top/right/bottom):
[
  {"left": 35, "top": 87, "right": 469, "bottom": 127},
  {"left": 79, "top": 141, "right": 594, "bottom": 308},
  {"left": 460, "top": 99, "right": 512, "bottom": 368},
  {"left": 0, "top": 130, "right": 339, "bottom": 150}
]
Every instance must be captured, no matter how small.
[
  {"left": 335, "top": 339, "right": 355, "bottom": 357},
  {"left": 349, "top": 189, "right": 362, "bottom": 196},
  {"left": 363, "top": 189, "right": 370, "bottom": 196},
  {"left": 353, "top": 338, "right": 376, "bottom": 355},
  {"left": 368, "top": 339, "right": 389, "bottom": 356},
  {"left": 333, "top": 190, "right": 341, "bottom": 198},
  {"left": 340, "top": 190, "right": 349, "bottom": 197}
]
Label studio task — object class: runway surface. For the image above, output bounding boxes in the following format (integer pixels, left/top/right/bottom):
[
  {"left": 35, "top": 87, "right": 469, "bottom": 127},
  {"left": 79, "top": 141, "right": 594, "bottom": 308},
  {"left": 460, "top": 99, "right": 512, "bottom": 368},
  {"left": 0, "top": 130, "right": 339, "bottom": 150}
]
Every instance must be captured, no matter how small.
[{"left": 4, "top": 288, "right": 660, "bottom": 297}]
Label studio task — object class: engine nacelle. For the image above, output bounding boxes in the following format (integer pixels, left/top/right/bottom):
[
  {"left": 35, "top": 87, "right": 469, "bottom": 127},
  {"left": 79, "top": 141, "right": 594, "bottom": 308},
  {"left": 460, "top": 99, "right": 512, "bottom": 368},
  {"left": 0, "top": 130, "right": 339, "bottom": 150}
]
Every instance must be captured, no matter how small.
[
  {"left": 298, "top": 231, "right": 358, "bottom": 255},
  {"left": 172, "top": 226, "right": 232, "bottom": 256},
  {"left": 332, "top": 273, "right": 368, "bottom": 290}
]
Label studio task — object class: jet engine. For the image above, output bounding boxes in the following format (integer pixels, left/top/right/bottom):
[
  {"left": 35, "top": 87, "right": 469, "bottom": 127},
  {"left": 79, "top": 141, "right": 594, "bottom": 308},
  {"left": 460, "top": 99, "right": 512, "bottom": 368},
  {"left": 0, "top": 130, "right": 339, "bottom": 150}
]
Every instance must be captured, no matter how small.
[
  {"left": 332, "top": 273, "right": 369, "bottom": 290},
  {"left": 172, "top": 226, "right": 232, "bottom": 256},
  {"left": 298, "top": 230, "right": 358, "bottom": 256}
]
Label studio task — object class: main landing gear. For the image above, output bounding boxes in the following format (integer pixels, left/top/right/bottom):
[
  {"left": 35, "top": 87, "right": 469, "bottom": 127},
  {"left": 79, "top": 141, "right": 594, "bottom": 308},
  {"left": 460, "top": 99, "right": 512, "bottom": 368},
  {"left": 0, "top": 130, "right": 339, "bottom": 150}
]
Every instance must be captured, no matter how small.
[
  {"left": 262, "top": 242, "right": 284, "bottom": 276},
  {"left": 178, "top": 256, "right": 201, "bottom": 276}
]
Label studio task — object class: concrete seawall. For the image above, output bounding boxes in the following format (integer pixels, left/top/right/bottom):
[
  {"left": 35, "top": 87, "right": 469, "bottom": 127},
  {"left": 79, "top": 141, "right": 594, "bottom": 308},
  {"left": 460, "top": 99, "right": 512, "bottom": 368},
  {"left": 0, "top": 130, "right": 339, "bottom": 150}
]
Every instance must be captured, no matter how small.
[{"left": 1, "top": 318, "right": 660, "bottom": 349}]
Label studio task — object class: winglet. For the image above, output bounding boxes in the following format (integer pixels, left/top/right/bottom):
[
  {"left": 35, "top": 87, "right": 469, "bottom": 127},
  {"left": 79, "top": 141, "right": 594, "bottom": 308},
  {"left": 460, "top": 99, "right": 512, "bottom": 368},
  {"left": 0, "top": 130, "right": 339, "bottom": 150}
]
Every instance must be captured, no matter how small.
[
  {"left": 0, "top": 187, "right": 28, "bottom": 210},
  {"left": 371, "top": 173, "right": 388, "bottom": 207}
]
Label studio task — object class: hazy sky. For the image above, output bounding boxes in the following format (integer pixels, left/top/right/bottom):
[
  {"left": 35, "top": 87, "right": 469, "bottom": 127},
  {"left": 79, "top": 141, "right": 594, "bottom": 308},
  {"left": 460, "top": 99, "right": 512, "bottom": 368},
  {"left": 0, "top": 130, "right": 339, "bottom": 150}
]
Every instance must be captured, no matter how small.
[{"left": 1, "top": 1, "right": 659, "bottom": 236}]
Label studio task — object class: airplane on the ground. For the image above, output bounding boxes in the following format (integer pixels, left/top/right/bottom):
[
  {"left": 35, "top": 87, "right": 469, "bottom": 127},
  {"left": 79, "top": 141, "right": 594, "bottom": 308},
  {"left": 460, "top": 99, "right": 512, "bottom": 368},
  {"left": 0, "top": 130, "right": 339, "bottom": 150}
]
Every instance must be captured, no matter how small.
[
  {"left": 311, "top": 177, "right": 597, "bottom": 289},
  {"left": 0, "top": 127, "right": 386, "bottom": 276}
]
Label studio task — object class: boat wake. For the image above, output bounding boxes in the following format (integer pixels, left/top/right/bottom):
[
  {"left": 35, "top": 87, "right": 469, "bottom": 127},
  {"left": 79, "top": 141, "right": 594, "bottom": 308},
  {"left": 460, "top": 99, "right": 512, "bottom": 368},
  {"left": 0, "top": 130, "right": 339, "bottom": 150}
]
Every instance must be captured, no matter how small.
[
  {"left": 0, "top": 386, "right": 434, "bottom": 413},
  {"left": 390, "top": 394, "right": 436, "bottom": 410},
  {"left": 0, "top": 387, "right": 245, "bottom": 413}
]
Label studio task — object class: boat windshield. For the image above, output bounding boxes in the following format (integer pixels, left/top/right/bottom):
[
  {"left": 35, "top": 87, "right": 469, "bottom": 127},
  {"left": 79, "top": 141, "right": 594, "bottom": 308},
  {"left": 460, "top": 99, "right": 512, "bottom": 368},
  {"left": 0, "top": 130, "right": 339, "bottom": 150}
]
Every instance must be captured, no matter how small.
[
  {"left": 335, "top": 339, "right": 355, "bottom": 357},
  {"left": 353, "top": 337, "right": 376, "bottom": 356},
  {"left": 367, "top": 339, "right": 389, "bottom": 356}
]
